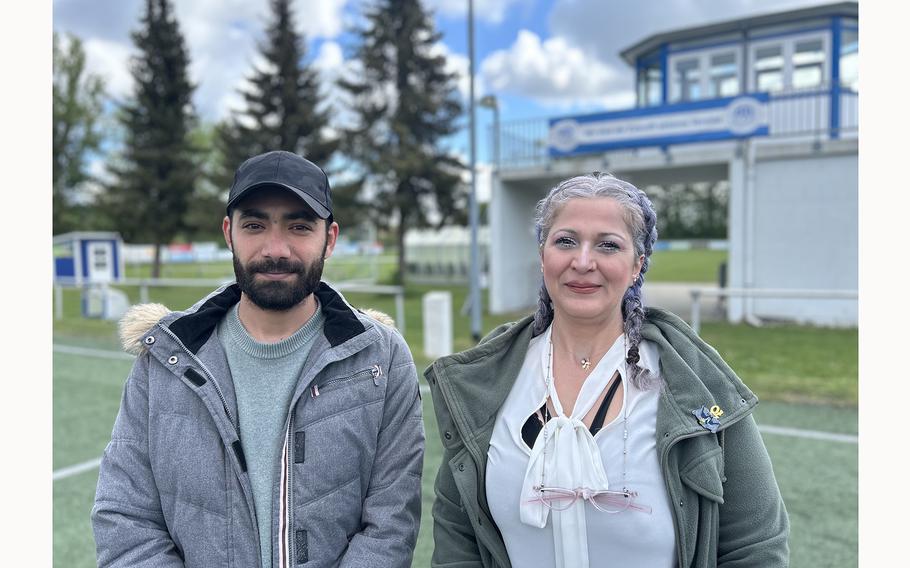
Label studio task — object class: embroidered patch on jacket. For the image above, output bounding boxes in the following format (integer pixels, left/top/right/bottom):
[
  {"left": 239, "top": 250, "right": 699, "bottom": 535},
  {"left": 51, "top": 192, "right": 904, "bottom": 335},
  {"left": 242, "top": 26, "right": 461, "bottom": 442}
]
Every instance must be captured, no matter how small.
[{"left": 692, "top": 405, "right": 722, "bottom": 433}]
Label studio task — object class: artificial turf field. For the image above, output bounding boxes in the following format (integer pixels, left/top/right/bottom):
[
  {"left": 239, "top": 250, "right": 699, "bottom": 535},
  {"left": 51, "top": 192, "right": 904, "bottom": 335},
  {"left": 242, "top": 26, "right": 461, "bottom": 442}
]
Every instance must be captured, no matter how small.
[{"left": 53, "top": 347, "right": 857, "bottom": 567}]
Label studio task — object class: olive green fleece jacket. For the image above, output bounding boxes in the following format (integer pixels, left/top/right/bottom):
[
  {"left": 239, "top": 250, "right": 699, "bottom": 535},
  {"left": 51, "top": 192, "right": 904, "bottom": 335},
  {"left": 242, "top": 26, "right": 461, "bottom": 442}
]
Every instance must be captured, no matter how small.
[{"left": 425, "top": 307, "right": 789, "bottom": 568}]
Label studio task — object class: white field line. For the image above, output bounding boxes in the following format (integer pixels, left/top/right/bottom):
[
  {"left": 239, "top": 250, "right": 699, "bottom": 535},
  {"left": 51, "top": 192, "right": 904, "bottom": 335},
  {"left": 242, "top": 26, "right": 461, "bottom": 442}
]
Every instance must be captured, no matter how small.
[
  {"left": 51, "top": 344, "right": 856, "bottom": 481},
  {"left": 53, "top": 458, "right": 103, "bottom": 481},
  {"left": 757, "top": 424, "right": 857, "bottom": 444},
  {"left": 54, "top": 344, "right": 134, "bottom": 361}
]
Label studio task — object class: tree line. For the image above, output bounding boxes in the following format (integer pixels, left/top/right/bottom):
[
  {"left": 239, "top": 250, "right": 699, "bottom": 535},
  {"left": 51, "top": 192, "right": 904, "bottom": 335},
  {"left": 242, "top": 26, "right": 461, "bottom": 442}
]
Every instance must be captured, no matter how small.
[{"left": 53, "top": 0, "right": 465, "bottom": 279}]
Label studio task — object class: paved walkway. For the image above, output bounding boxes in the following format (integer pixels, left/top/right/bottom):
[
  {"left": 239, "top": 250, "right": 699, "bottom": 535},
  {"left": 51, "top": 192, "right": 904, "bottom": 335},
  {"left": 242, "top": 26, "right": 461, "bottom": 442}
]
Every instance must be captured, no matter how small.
[{"left": 642, "top": 282, "right": 726, "bottom": 323}]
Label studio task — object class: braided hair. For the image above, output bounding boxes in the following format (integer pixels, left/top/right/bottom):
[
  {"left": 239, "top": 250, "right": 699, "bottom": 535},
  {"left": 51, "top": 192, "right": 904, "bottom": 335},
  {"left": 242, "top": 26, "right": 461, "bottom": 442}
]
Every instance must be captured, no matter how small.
[{"left": 532, "top": 172, "right": 659, "bottom": 388}]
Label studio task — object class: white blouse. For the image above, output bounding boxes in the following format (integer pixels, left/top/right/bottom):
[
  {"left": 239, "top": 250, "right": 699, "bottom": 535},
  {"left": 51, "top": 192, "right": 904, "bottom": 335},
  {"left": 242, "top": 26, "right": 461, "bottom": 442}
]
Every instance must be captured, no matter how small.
[{"left": 486, "top": 327, "right": 677, "bottom": 568}]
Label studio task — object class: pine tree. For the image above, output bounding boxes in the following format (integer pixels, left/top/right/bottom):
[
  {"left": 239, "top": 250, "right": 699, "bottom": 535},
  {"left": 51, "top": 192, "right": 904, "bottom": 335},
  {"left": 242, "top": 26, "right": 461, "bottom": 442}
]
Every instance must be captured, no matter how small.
[
  {"left": 102, "top": 0, "right": 198, "bottom": 277},
  {"left": 339, "top": 0, "right": 466, "bottom": 282},
  {"left": 53, "top": 31, "right": 106, "bottom": 234},
  {"left": 215, "top": 0, "right": 337, "bottom": 191}
]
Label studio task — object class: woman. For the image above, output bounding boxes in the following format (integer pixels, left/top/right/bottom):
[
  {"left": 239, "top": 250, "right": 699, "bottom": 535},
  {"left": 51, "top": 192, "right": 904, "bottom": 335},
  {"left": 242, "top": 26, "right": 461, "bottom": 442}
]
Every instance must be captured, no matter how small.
[{"left": 426, "top": 173, "right": 789, "bottom": 567}]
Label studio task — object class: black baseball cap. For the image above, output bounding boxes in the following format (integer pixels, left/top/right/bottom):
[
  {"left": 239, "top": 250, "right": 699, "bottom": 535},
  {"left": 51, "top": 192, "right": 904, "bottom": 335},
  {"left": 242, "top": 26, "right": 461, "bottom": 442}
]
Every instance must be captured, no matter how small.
[{"left": 226, "top": 150, "right": 332, "bottom": 218}]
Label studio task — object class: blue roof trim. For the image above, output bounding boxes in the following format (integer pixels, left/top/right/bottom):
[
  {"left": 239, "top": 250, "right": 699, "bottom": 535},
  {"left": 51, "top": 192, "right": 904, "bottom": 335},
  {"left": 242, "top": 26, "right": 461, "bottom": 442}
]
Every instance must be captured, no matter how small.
[
  {"left": 548, "top": 129, "right": 770, "bottom": 157},
  {"left": 549, "top": 92, "right": 770, "bottom": 124}
]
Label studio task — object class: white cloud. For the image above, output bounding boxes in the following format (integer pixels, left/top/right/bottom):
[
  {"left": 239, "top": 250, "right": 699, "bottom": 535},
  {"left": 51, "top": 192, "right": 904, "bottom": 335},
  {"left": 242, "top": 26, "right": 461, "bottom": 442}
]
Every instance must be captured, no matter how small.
[
  {"left": 81, "top": 37, "right": 134, "bottom": 101},
  {"left": 480, "top": 30, "right": 631, "bottom": 108},
  {"left": 295, "top": 0, "right": 348, "bottom": 38},
  {"left": 313, "top": 40, "right": 345, "bottom": 80},
  {"left": 54, "top": 0, "right": 352, "bottom": 121},
  {"left": 429, "top": 40, "right": 480, "bottom": 102},
  {"left": 426, "top": 0, "right": 526, "bottom": 24},
  {"left": 549, "top": 0, "right": 842, "bottom": 68}
]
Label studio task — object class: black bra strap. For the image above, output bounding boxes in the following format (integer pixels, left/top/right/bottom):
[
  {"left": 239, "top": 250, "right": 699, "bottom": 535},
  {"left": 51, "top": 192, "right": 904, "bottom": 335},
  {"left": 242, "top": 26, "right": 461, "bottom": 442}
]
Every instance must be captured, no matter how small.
[
  {"left": 521, "top": 374, "right": 623, "bottom": 447},
  {"left": 590, "top": 375, "right": 622, "bottom": 435}
]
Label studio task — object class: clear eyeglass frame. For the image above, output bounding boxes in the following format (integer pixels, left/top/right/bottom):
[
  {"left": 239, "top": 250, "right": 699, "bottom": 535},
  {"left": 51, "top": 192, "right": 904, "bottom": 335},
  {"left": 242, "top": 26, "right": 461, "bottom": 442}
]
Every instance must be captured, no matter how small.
[{"left": 531, "top": 485, "right": 652, "bottom": 514}]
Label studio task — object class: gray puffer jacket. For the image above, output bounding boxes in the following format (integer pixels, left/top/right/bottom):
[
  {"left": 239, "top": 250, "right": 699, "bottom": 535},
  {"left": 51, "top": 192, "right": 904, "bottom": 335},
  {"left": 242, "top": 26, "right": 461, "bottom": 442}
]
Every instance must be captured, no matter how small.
[{"left": 91, "top": 282, "right": 425, "bottom": 568}]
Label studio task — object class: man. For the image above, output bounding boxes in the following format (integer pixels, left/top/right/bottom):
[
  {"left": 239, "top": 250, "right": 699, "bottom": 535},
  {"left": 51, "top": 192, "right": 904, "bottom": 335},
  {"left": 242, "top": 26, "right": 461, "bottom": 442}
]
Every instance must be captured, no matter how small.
[{"left": 92, "top": 151, "right": 425, "bottom": 568}]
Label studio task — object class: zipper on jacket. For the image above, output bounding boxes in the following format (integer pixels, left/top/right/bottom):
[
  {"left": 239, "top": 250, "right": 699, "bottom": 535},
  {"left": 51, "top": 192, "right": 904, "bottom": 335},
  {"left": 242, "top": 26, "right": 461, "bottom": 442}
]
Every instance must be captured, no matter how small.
[
  {"left": 310, "top": 366, "right": 381, "bottom": 398},
  {"left": 282, "top": 409, "right": 295, "bottom": 568},
  {"left": 158, "top": 323, "right": 237, "bottom": 430}
]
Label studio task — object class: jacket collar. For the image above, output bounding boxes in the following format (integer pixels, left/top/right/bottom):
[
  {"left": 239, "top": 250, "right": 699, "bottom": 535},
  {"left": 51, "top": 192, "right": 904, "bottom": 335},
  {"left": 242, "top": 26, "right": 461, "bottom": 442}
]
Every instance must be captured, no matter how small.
[
  {"left": 163, "top": 282, "right": 367, "bottom": 355},
  {"left": 428, "top": 307, "right": 757, "bottom": 442}
]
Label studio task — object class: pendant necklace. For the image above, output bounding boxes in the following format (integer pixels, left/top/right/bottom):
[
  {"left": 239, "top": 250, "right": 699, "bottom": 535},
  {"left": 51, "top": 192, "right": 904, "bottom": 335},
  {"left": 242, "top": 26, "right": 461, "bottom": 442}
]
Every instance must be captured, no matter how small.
[{"left": 541, "top": 335, "right": 630, "bottom": 492}]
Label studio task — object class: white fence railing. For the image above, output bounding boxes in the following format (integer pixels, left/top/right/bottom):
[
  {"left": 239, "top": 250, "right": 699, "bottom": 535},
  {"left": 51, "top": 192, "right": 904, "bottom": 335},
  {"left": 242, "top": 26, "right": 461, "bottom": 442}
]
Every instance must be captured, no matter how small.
[
  {"left": 54, "top": 278, "right": 407, "bottom": 335},
  {"left": 689, "top": 287, "right": 858, "bottom": 334}
]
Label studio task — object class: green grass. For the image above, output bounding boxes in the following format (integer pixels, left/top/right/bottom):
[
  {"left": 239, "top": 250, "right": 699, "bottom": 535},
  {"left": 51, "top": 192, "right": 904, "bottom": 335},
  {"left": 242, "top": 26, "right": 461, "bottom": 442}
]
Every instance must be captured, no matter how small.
[
  {"left": 647, "top": 249, "right": 727, "bottom": 283},
  {"left": 53, "top": 275, "right": 856, "bottom": 568},
  {"left": 122, "top": 248, "right": 727, "bottom": 286},
  {"left": 124, "top": 254, "right": 399, "bottom": 284},
  {"left": 699, "top": 322, "right": 858, "bottom": 405}
]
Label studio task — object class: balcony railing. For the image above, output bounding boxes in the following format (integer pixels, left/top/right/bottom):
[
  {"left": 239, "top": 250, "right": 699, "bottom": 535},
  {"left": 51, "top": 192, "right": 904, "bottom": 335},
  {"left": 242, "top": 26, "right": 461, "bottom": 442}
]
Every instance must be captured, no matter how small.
[{"left": 495, "top": 85, "right": 857, "bottom": 169}]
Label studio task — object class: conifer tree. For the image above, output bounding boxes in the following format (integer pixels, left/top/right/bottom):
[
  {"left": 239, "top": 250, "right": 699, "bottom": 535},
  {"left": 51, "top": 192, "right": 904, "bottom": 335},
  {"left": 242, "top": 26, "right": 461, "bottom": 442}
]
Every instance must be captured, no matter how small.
[
  {"left": 53, "top": 31, "right": 106, "bottom": 234},
  {"left": 215, "top": 0, "right": 337, "bottom": 191},
  {"left": 102, "top": 0, "right": 198, "bottom": 277},
  {"left": 339, "top": 0, "right": 466, "bottom": 281}
]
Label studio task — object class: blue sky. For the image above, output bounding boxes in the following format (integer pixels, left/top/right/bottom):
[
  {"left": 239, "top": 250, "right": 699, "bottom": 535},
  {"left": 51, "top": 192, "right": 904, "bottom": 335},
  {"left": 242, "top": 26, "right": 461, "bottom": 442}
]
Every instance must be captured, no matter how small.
[{"left": 53, "top": 0, "right": 846, "bottom": 171}]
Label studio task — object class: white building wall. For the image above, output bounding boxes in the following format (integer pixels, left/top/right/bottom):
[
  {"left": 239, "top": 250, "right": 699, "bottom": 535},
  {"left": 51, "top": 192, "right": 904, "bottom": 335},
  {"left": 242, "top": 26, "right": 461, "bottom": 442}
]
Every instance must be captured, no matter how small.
[
  {"left": 749, "top": 152, "right": 858, "bottom": 325},
  {"left": 489, "top": 176, "right": 545, "bottom": 314}
]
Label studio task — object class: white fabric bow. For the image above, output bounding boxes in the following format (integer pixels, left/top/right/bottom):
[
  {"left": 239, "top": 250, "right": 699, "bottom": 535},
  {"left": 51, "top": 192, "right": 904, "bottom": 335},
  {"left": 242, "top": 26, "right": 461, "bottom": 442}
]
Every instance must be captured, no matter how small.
[{"left": 519, "top": 327, "right": 617, "bottom": 568}]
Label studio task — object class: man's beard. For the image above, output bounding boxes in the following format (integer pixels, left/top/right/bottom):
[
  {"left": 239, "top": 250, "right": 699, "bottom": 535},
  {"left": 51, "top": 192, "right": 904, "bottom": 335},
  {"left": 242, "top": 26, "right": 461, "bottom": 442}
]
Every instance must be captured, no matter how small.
[{"left": 232, "top": 245, "right": 326, "bottom": 311}]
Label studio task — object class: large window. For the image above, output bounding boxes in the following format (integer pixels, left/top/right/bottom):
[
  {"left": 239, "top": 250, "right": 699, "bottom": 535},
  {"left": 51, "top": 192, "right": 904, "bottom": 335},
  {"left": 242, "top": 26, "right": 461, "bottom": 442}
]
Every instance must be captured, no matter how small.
[
  {"left": 754, "top": 45, "right": 784, "bottom": 92},
  {"left": 792, "top": 38, "right": 825, "bottom": 89},
  {"left": 749, "top": 33, "right": 829, "bottom": 93},
  {"left": 840, "top": 29, "right": 858, "bottom": 90},
  {"left": 673, "top": 58, "right": 700, "bottom": 102},
  {"left": 708, "top": 52, "right": 739, "bottom": 97},
  {"left": 637, "top": 59, "right": 663, "bottom": 106},
  {"left": 668, "top": 49, "right": 740, "bottom": 104}
]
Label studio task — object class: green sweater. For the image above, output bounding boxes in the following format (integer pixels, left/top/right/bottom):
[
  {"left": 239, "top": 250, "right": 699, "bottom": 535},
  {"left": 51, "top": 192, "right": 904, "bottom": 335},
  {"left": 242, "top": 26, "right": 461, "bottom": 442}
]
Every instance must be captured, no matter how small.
[
  {"left": 425, "top": 307, "right": 789, "bottom": 568},
  {"left": 217, "top": 303, "right": 325, "bottom": 568}
]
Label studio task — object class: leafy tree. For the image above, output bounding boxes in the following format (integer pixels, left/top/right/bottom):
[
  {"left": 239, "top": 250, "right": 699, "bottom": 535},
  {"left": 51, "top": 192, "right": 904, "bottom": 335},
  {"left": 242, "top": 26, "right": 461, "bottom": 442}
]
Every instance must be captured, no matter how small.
[
  {"left": 215, "top": 0, "right": 337, "bottom": 191},
  {"left": 339, "top": 0, "right": 466, "bottom": 281},
  {"left": 100, "top": 0, "right": 198, "bottom": 277},
  {"left": 646, "top": 181, "right": 729, "bottom": 239},
  {"left": 53, "top": 31, "right": 106, "bottom": 234}
]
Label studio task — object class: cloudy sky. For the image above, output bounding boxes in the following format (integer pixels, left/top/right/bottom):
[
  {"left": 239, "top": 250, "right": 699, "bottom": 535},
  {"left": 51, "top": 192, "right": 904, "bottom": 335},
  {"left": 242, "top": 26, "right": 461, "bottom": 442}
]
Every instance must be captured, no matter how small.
[{"left": 53, "top": 0, "right": 847, "bottom": 164}]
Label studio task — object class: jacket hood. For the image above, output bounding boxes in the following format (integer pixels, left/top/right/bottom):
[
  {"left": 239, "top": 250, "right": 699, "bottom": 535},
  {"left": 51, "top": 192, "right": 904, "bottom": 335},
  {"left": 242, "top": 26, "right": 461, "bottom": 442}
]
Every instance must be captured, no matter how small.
[
  {"left": 118, "top": 282, "right": 396, "bottom": 356},
  {"left": 119, "top": 303, "right": 173, "bottom": 355}
]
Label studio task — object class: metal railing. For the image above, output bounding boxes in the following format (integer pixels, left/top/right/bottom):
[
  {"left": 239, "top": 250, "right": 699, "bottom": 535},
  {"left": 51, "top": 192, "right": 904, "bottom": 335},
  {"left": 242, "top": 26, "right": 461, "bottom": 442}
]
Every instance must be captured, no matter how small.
[
  {"left": 54, "top": 278, "right": 407, "bottom": 335},
  {"left": 688, "top": 287, "right": 858, "bottom": 334},
  {"left": 496, "top": 85, "right": 858, "bottom": 169}
]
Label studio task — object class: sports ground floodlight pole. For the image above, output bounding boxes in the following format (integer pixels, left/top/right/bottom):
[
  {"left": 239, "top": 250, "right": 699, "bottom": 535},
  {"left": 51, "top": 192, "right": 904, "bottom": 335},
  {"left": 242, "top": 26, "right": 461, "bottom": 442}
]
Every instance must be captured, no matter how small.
[{"left": 468, "top": 0, "right": 482, "bottom": 343}]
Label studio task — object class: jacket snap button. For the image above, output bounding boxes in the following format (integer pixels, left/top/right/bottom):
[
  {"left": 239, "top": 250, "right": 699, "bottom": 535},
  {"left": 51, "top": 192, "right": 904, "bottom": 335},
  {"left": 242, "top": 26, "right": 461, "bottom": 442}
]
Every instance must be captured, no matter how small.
[
  {"left": 145, "top": 336, "right": 155, "bottom": 345},
  {"left": 168, "top": 355, "right": 178, "bottom": 365},
  {"left": 458, "top": 463, "right": 465, "bottom": 472},
  {"left": 444, "top": 431, "right": 452, "bottom": 440},
  {"left": 679, "top": 499, "right": 684, "bottom": 507}
]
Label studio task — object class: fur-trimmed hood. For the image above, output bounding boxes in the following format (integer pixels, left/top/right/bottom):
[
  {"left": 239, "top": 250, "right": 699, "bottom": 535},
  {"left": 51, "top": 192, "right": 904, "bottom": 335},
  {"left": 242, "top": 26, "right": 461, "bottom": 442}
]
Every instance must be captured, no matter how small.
[
  {"left": 118, "top": 292, "right": 397, "bottom": 356},
  {"left": 119, "top": 303, "right": 172, "bottom": 355}
]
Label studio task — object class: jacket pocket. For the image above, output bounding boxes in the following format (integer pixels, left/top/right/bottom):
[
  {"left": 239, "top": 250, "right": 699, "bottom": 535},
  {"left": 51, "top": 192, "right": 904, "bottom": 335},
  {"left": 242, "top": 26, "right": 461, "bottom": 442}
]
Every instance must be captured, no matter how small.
[
  {"left": 311, "top": 365, "right": 382, "bottom": 397},
  {"left": 679, "top": 446, "right": 725, "bottom": 504}
]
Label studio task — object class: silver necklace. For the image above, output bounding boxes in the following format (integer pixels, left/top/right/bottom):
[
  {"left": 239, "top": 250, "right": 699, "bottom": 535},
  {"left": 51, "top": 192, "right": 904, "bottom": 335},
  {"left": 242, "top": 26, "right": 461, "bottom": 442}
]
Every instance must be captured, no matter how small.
[{"left": 541, "top": 334, "right": 630, "bottom": 492}]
